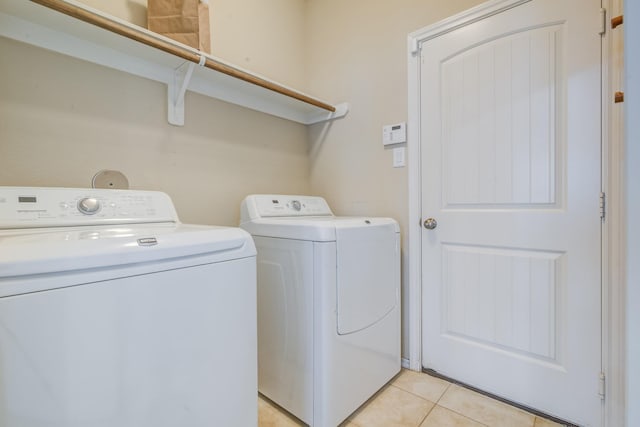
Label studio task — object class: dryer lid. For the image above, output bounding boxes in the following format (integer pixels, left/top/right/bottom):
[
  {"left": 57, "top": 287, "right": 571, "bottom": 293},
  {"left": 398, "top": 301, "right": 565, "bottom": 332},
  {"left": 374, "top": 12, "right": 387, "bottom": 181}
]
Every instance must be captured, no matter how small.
[
  {"left": 240, "top": 194, "right": 400, "bottom": 241},
  {"left": 241, "top": 216, "right": 398, "bottom": 241}
]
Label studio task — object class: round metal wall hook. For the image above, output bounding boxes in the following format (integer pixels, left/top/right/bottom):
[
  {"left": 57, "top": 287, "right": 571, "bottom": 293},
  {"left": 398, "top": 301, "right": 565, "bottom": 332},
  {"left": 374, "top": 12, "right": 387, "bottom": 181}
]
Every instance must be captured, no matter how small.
[{"left": 92, "top": 170, "right": 129, "bottom": 189}]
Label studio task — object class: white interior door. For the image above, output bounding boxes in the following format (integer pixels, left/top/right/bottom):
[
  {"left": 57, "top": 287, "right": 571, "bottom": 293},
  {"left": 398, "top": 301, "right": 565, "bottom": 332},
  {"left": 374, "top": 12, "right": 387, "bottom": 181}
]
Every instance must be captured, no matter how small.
[{"left": 420, "top": 1, "right": 602, "bottom": 425}]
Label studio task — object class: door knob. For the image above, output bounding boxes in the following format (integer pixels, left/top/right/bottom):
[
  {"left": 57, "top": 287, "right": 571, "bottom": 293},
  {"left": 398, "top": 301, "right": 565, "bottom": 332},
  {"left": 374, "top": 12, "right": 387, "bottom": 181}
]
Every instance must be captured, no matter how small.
[{"left": 423, "top": 218, "right": 438, "bottom": 230}]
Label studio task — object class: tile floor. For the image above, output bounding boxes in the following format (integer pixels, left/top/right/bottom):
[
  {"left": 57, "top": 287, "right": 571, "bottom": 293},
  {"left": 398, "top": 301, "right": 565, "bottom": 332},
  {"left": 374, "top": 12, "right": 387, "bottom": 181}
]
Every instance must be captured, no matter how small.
[{"left": 258, "top": 369, "right": 567, "bottom": 427}]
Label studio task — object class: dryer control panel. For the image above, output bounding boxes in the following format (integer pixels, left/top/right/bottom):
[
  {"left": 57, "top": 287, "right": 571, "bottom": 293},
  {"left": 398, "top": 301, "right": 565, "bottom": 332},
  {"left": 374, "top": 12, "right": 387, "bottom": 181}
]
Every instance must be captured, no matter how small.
[
  {"left": 0, "top": 187, "right": 179, "bottom": 229},
  {"left": 242, "top": 195, "right": 333, "bottom": 219}
]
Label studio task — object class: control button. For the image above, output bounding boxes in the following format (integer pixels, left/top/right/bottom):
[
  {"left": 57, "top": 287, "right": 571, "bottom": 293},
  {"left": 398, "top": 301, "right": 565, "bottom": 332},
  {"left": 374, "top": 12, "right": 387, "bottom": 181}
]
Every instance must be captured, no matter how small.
[
  {"left": 290, "top": 200, "right": 301, "bottom": 211},
  {"left": 77, "top": 197, "right": 101, "bottom": 215}
]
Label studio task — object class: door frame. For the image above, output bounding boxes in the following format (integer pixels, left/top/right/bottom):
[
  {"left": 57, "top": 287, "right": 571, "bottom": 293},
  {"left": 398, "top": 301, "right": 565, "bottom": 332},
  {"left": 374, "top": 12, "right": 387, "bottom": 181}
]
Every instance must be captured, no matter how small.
[{"left": 406, "top": 0, "right": 625, "bottom": 425}]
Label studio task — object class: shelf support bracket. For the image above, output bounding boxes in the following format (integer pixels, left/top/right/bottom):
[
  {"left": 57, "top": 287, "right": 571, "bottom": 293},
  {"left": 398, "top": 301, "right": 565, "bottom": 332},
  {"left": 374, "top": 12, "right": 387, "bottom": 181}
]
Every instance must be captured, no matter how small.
[
  {"left": 305, "top": 102, "right": 350, "bottom": 125},
  {"left": 168, "top": 56, "right": 206, "bottom": 126}
]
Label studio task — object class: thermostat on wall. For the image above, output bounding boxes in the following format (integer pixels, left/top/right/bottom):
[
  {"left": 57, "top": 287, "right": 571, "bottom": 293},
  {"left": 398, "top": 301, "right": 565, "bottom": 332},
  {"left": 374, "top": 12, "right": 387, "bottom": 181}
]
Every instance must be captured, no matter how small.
[{"left": 382, "top": 122, "right": 406, "bottom": 146}]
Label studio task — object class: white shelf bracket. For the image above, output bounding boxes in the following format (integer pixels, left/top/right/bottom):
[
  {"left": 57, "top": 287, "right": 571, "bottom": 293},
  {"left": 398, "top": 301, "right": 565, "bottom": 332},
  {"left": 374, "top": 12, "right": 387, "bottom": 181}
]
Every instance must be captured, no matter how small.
[
  {"left": 304, "top": 102, "right": 350, "bottom": 125},
  {"left": 167, "top": 55, "right": 206, "bottom": 126}
]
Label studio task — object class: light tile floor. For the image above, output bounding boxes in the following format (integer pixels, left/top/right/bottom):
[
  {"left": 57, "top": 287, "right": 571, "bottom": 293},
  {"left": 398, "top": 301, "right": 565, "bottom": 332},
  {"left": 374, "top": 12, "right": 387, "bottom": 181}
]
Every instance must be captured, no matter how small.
[{"left": 258, "top": 369, "right": 567, "bottom": 427}]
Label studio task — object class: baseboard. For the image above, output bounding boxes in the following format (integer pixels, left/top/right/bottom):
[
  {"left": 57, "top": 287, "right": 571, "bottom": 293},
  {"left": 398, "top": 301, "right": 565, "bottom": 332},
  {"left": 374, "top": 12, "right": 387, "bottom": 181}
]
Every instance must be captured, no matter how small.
[{"left": 401, "top": 357, "right": 411, "bottom": 369}]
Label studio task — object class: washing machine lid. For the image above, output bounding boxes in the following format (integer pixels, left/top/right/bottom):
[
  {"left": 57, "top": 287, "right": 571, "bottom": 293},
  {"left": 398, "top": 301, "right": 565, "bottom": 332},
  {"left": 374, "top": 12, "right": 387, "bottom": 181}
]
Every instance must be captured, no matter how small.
[{"left": 0, "top": 223, "right": 255, "bottom": 278}]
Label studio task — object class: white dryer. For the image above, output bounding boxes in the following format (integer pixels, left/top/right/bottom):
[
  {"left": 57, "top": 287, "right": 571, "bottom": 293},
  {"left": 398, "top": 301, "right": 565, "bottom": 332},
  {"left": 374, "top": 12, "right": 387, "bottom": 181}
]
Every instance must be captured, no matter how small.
[
  {"left": 240, "top": 194, "right": 400, "bottom": 427},
  {"left": 0, "top": 187, "right": 257, "bottom": 427}
]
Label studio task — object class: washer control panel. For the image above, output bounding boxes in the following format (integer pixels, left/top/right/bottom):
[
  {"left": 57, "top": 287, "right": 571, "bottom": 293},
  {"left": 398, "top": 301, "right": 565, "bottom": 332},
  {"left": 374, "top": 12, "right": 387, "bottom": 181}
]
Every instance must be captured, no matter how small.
[
  {"left": 0, "top": 187, "right": 178, "bottom": 228},
  {"left": 248, "top": 195, "right": 333, "bottom": 218}
]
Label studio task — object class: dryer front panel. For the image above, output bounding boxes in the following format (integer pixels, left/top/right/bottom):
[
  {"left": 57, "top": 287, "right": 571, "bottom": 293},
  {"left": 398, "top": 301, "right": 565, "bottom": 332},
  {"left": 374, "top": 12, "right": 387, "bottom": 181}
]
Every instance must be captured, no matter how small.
[{"left": 335, "top": 222, "right": 400, "bottom": 335}]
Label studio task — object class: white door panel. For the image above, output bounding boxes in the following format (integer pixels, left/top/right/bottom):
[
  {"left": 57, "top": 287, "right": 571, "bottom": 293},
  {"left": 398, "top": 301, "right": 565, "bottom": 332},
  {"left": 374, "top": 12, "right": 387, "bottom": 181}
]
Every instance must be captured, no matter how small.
[
  {"left": 442, "top": 244, "right": 561, "bottom": 361},
  {"left": 420, "top": 1, "right": 602, "bottom": 425},
  {"left": 441, "top": 25, "right": 560, "bottom": 207}
]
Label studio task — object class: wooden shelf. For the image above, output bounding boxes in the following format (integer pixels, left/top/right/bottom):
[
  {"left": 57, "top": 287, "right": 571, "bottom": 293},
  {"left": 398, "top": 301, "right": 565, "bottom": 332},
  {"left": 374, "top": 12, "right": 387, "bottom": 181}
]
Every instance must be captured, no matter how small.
[{"left": 0, "top": 0, "right": 348, "bottom": 126}]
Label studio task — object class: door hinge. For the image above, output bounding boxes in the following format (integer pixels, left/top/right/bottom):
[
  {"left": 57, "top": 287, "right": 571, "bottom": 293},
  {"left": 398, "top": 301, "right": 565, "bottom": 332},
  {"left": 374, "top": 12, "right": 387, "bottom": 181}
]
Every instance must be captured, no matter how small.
[
  {"left": 599, "top": 8, "right": 607, "bottom": 35},
  {"left": 599, "top": 372, "right": 606, "bottom": 400},
  {"left": 600, "top": 192, "right": 606, "bottom": 220}
]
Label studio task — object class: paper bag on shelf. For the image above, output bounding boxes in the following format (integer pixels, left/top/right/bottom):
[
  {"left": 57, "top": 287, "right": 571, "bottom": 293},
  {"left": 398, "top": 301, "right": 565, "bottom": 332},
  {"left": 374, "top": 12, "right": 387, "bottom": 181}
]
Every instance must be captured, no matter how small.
[{"left": 147, "top": 0, "right": 211, "bottom": 53}]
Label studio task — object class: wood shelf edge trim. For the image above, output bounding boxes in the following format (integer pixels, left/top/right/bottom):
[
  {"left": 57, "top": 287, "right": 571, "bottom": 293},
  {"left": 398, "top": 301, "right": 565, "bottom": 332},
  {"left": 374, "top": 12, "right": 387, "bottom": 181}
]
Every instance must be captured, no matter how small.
[
  {"left": 611, "top": 15, "right": 623, "bottom": 29},
  {"left": 30, "top": 0, "right": 336, "bottom": 113},
  {"left": 615, "top": 91, "right": 624, "bottom": 103}
]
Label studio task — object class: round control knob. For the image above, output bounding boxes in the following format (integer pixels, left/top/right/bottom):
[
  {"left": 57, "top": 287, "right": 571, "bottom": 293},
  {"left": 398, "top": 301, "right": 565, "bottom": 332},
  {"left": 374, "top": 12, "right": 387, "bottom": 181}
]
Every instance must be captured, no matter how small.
[
  {"left": 77, "top": 197, "right": 101, "bottom": 215},
  {"left": 290, "top": 200, "right": 302, "bottom": 211}
]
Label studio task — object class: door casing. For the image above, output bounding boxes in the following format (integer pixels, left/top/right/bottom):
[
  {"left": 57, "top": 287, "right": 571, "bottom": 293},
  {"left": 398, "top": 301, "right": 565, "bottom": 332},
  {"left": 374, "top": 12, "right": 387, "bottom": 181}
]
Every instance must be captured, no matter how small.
[{"left": 406, "top": 0, "right": 625, "bottom": 425}]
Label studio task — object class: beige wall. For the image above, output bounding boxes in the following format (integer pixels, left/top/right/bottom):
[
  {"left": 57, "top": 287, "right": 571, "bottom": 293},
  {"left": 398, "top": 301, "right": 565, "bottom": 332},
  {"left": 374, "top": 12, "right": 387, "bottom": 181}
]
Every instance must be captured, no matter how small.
[
  {"left": 78, "top": 0, "right": 308, "bottom": 89},
  {"left": 305, "top": 0, "right": 485, "bottom": 357},
  {"left": 1, "top": 0, "right": 486, "bottom": 359},
  {"left": 0, "top": 37, "right": 309, "bottom": 226},
  {"left": 209, "top": 0, "right": 307, "bottom": 89},
  {"left": 78, "top": 0, "right": 148, "bottom": 27}
]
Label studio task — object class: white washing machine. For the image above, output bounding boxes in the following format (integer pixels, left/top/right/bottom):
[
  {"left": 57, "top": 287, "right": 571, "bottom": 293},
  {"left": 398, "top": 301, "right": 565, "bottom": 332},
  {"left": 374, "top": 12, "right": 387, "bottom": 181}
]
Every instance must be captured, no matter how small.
[
  {"left": 240, "top": 194, "right": 400, "bottom": 427},
  {"left": 0, "top": 187, "right": 257, "bottom": 427}
]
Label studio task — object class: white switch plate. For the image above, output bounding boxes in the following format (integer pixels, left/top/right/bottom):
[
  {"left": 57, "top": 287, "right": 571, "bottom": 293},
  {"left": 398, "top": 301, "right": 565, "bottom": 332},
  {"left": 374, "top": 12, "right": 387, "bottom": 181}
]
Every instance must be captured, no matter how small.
[
  {"left": 393, "top": 147, "right": 406, "bottom": 168},
  {"left": 383, "top": 122, "right": 406, "bottom": 146}
]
